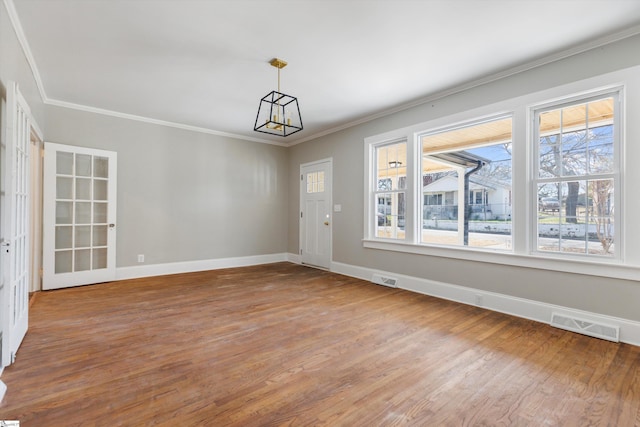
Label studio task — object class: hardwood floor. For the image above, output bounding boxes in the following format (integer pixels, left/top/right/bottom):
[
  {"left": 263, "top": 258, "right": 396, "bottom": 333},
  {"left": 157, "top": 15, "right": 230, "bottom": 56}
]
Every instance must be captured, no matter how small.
[{"left": 1, "top": 262, "right": 639, "bottom": 426}]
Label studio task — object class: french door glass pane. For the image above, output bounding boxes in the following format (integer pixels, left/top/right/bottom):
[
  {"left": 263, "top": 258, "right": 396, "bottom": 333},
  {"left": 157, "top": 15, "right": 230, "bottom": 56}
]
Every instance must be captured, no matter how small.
[
  {"left": 55, "top": 226, "right": 73, "bottom": 249},
  {"left": 75, "top": 225, "right": 91, "bottom": 248},
  {"left": 94, "top": 180, "right": 108, "bottom": 200},
  {"left": 94, "top": 156, "right": 109, "bottom": 178},
  {"left": 75, "top": 202, "right": 91, "bottom": 224},
  {"left": 56, "top": 201, "right": 73, "bottom": 224},
  {"left": 93, "top": 225, "right": 108, "bottom": 246},
  {"left": 76, "top": 154, "right": 92, "bottom": 177},
  {"left": 94, "top": 203, "right": 107, "bottom": 223},
  {"left": 54, "top": 151, "right": 111, "bottom": 274},
  {"left": 55, "top": 251, "right": 73, "bottom": 273},
  {"left": 93, "top": 248, "right": 107, "bottom": 269},
  {"left": 75, "top": 249, "right": 91, "bottom": 271},
  {"left": 76, "top": 178, "right": 91, "bottom": 200},
  {"left": 56, "top": 177, "right": 73, "bottom": 199},
  {"left": 56, "top": 152, "right": 73, "bottom": 175}
]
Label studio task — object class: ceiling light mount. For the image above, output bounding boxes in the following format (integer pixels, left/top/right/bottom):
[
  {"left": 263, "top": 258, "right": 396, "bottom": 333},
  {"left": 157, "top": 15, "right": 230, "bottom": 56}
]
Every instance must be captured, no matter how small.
[
  {"left": 269, "top": 58, "right": 288, "bottom": 69},
  {"left": 254, "top": 58, "right": 303, "bottom": 137}
]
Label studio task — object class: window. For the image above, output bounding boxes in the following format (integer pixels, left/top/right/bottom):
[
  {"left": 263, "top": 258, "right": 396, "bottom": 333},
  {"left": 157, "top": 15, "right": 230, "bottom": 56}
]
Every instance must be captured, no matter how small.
[
  {"left": 533, "top": 94, "right": 618, "bottom": 257},
  {"left": 373, "top": 141, "right": 406, "bottom": 239},
  {"left": 364, "top": 65, "right": 636, "bottom": 278},
  {"left": 306, "top": 171, "right": 325, "bottom": 193},
  {"left": 424, "top": 194, "right": 442, "bottom": 206},
  {"left": 420, "top": 117, "right": 512, "bottom": 249}
]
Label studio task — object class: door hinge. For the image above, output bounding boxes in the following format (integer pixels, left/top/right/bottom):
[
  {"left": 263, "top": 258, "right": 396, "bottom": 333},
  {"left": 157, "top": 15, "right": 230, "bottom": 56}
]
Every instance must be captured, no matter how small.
[
  {"left": 300, "top": 211, "right": 303, "bottom": 218},
  {"left": 301, "top": 174, "right": 303, "bottom": 181},
  {"left": 300, "top": 249, "right": 302, "bottom": 255}
]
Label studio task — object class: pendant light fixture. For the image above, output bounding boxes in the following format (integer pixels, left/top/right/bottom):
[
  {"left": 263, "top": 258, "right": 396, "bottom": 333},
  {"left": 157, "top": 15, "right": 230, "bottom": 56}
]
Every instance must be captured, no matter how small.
[{"left": 254, "top": 58, "right": 303, "bottom": 137}]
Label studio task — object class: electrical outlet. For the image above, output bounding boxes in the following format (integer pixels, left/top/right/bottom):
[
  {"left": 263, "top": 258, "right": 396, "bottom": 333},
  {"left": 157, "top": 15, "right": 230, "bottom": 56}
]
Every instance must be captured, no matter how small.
[{"left": 137, "top": 254, "right": 145, "bottom": 263}]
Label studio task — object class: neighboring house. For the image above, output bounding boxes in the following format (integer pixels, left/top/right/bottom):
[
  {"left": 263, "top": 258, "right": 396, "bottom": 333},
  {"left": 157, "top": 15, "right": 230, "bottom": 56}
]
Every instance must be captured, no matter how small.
[{"left": 423, "top": 174, "right": 512, "bottom": 221}]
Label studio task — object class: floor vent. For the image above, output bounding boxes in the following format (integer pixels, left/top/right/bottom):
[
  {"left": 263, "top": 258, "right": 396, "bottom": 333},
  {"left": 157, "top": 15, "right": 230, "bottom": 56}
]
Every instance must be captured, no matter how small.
[
  {"left": 371, "top": 274, "right": 398, "bottom": 288},
  {"left": 550, "top": 312, "right": 619, "bottom": 342}
]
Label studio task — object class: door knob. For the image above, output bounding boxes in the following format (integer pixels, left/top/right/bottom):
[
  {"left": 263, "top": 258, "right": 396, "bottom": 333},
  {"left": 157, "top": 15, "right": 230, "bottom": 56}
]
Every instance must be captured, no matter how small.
[{"left": 324, "top": 221, "right": 330, "bottom": 226}]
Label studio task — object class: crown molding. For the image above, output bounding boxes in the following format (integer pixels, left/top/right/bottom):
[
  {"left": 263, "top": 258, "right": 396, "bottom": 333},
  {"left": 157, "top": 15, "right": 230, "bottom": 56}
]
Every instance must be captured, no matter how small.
[
  {"left": 45, "top": 99, "right": 289, "bottom": 147},
  {"left": 3, "top": 0, "right": 286, "bottom": 146},
  {"left": 3, "top": 0, "right": 47, "bottom": 102},
  {"left": 287, "top": 23, "right": 640, "bottom": 147},
  {"left": 5, "top": 0, "right": 640, "bottom": 147},
  {"left": 149, "top": 22, "right": 640, "bottom": 148}
]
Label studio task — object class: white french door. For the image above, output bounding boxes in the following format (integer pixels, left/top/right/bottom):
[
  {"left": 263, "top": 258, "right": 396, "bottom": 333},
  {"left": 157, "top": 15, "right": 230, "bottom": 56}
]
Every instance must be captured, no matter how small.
[
  {"left": 300, "top": 159, "right": 332, "bottom": 269},
  {"left": 42, "top": 143, "right": 117, "bottom": 290},
  {"left": 1, "top": 82, "right": 33, "bottom": 368}
]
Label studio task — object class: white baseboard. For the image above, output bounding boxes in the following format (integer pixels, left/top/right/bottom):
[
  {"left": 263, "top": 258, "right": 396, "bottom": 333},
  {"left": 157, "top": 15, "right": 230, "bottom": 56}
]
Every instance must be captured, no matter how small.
[
  {"left": 287, "top": 253, "right": 302, "bottom": 264},
  {"left": 331, "top": 261, "right": 640, "bottom": 347},
  {"left": 0, "top": 380, "right": 6, "bottom": 402},
  {"left": 116, "top": 253, "right": 288, "bottom": 281}
]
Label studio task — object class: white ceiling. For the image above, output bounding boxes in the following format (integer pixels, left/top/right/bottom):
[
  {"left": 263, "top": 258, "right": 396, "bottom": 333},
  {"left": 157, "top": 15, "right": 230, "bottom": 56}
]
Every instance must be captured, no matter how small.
[{"left": 9, "top": 0, "right": 640, "bottom": 146}]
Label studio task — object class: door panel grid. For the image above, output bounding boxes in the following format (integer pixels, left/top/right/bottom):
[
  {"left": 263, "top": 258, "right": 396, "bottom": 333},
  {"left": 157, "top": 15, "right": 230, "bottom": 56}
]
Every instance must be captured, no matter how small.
[
  {"left": 2, "top": 82, "right": 32, "bottom": 368},
  {"left": 53, "top": 152, "right": 110, "bottom": 274},
  {"left": 11, "top": 97, "right": 29, "bottom": 335},
  {"left": 43, "top": 143, "right": 117, "bottom": 290}
]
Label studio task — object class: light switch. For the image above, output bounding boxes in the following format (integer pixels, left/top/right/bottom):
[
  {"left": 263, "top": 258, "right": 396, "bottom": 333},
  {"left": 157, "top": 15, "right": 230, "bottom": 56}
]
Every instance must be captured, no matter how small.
[{"left": 334, "top": 204, "right": 342, "bottom": 212}]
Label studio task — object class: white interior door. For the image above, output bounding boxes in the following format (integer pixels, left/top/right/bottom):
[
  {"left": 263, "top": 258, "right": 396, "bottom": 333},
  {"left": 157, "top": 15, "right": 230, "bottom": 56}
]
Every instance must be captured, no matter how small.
[
  {"left": 300, "top": 159, "right": 332, "bottom": 269},
  {"left": 42, "top": 143, "right": 117, "bottom": 290},
  {"left": 1, "top": 82, "right": 32, "bottom": 367}
]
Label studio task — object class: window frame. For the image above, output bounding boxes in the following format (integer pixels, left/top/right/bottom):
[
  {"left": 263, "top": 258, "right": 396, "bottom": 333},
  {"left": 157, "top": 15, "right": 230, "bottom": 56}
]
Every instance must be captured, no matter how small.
[
  {"left": 367, "top": 138, "right": 414, "bottom": 242},
  {"left": 363, "top": 65, "right": 639, "bottom": 281},
  {"left": 530, "top": 90, "right": 622, "bottom": 261},
  {"left": 417, "top": 113, "right": 514, "bottom": 250}
]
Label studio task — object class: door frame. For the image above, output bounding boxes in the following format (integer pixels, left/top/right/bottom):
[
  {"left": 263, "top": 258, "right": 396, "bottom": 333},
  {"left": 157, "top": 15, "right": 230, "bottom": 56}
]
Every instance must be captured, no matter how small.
[
  {"left": 30, "top": 130, "right": 44, "bottom": 292},
  {"left": 299, "top": 158, "right": 333, "bottom": 270}
]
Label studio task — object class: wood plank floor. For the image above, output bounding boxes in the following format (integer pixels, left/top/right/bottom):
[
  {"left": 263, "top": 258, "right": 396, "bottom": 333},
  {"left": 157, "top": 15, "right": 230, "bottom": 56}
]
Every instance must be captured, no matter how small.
[{"left": 1, "top": 262, "right": 639, "bottom": 426}]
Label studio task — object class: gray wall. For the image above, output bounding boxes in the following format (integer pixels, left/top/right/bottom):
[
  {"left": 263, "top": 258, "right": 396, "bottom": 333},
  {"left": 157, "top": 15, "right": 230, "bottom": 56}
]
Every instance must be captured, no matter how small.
[
  {"left": 45, "top": 106, "right": 289, "bottom": 267},
  {"left": 288, "top": 33, "right": 640, "bottom": 323},
  {"left": 0, "top": 1, "right": 45, "bottom": 128}
]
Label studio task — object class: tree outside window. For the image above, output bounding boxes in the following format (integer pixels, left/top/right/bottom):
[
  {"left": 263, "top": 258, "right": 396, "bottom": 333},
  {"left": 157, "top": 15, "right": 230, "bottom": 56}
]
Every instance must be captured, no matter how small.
[{"left": 535, "top": 96, "right": 617, "bottom": 256}]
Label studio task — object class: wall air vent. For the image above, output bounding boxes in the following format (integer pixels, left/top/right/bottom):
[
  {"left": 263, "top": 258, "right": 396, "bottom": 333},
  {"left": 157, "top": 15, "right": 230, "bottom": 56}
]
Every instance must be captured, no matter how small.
[
  {"left": 550, "top": 312, "right": 619, "bottom": 342},
  {"left": 371, "top": 273, "right": 398, "bottom": 288}
]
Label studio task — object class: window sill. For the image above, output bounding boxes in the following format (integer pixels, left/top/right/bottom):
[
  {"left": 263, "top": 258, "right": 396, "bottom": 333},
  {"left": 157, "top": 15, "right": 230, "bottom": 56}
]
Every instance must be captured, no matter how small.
[{"left": 362, "top": 239, "right": 640, "bottom": 281}]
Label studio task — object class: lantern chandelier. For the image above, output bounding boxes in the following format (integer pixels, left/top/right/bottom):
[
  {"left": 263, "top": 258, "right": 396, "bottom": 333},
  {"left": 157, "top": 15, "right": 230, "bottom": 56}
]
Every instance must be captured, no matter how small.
[{"left": 254, "top": 58, "right": 303, "bottom": 137}]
